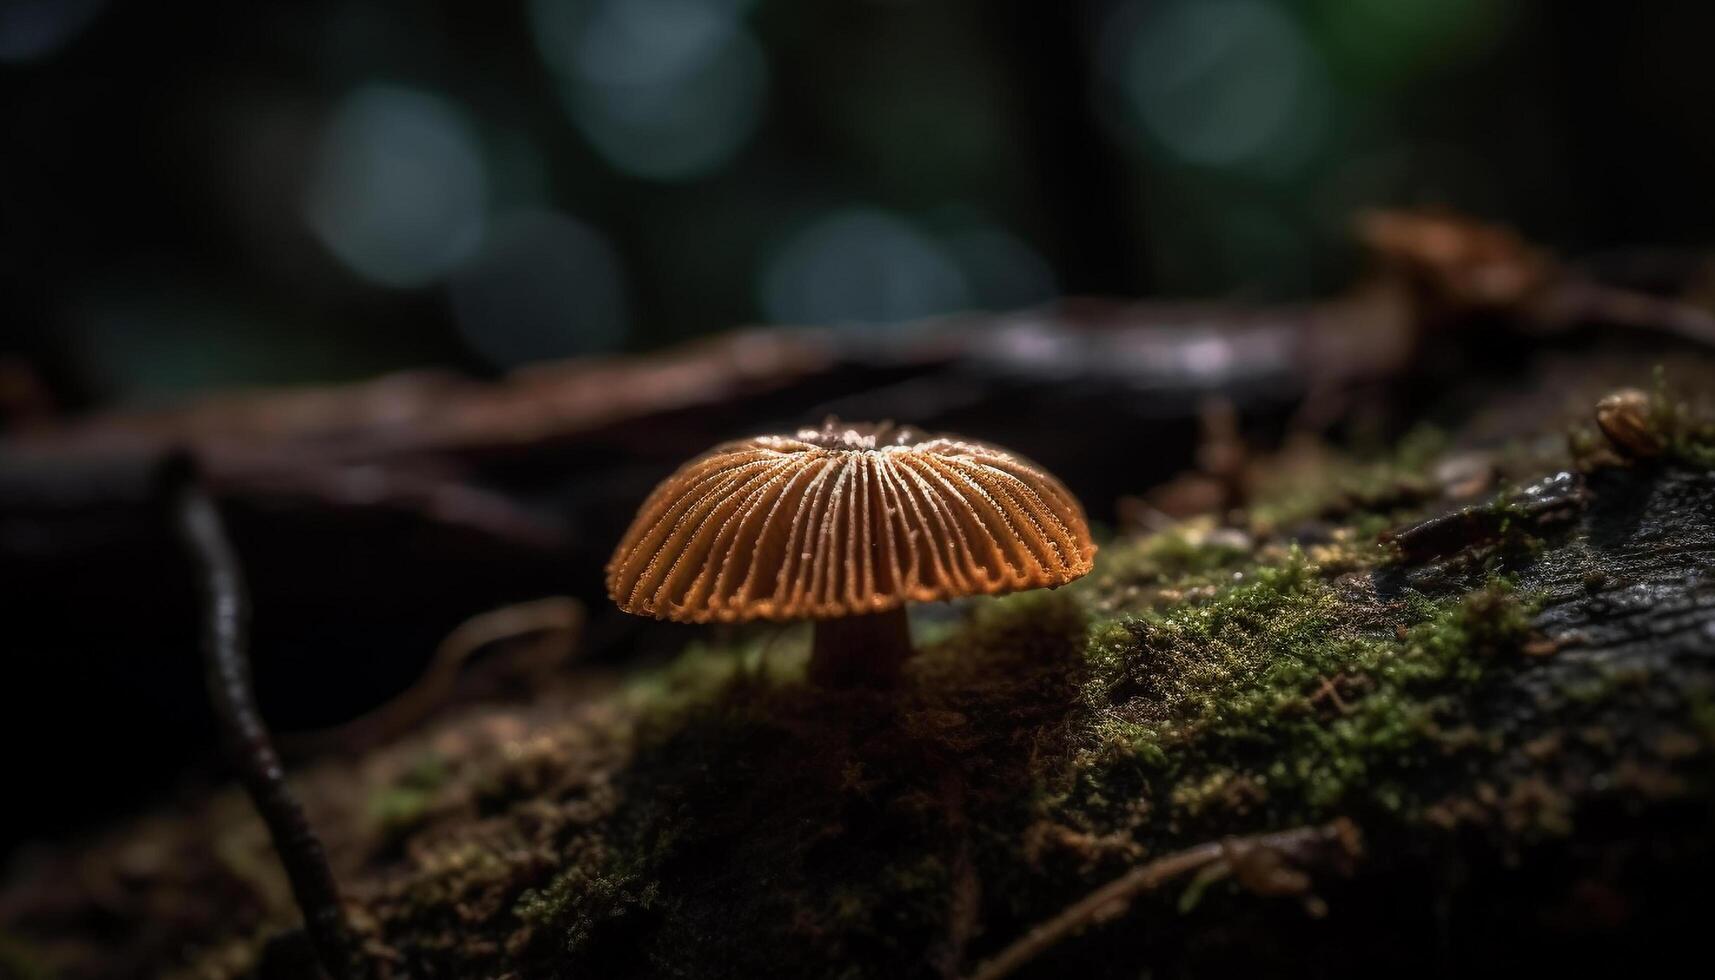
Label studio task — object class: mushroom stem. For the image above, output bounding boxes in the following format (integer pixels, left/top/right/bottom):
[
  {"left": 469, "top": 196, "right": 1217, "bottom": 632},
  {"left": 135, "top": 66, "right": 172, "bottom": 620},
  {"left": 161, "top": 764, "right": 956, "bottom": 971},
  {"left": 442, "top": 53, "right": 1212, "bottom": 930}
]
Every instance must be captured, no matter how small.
[
  {"left": 172, "top": 469, "right": 370, "bottom": 980},
  {"left": 809, "top": 607, "right": 914, "bottom": 688}
]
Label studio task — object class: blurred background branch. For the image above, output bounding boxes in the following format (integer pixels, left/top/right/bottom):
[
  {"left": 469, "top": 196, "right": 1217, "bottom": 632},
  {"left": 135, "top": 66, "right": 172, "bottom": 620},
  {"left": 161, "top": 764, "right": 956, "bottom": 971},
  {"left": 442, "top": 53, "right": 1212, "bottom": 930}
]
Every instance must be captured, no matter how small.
[{"left": 8, "top": 0, "right": 1715, "bottom": 406}]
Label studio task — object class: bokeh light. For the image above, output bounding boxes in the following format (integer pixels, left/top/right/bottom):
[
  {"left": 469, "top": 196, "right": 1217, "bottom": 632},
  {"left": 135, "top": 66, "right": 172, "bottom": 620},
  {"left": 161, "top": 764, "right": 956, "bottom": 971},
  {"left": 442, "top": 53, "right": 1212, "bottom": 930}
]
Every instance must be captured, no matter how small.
[
  {"left": 1105, "top": 0, "right": 1332, "bottom": 176},
  {"left": 12, "top": 0, "right": 1708, "bottom": 393},
  {"left": 762, "top": 209, "right": 972, "bottom": 326},
  {"left": 529, "top": 0, "right": 767, "bottom": 181},
  {"left": 0, "top": 0, "right": 105, "bottom": 63},
  {"left": 448, "top": 209, "right": 629, "bottom": 368},
  {"left": 550, "top": 0, "right": 739, "bottom": 88},
  {"left": 304, "top": 84, "right": 489, "bottom": 289},
  {"left": 940, "top": 223, "right": 1059, "bottom": 311}
]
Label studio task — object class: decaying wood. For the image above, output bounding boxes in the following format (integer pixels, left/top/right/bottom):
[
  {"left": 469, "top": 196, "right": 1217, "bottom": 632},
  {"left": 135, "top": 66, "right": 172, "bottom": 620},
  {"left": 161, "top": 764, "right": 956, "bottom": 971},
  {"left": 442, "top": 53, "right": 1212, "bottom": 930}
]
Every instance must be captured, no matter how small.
[
  {"left": 7, "top": 213, "right": 1714, "bottom": 586},
  {"left": 4, "top": 389, "right": 1715, "bottom": 979},
  {"left": 968, "top": 820, "right": 1361, "bottom": 980}
]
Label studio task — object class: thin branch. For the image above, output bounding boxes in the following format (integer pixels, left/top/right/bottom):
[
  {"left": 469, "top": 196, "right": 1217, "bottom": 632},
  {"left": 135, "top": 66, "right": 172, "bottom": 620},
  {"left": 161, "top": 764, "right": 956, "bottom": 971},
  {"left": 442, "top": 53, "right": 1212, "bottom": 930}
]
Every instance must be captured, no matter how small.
[
  {"left": 286, "top": 596, "right": 583, "bottom": 755},
  {"left": 172, "top": 465, "right": 369, "bottom": 980},
  {"left": 967, "top": 820, "right": 1360, "bottom": 980}
]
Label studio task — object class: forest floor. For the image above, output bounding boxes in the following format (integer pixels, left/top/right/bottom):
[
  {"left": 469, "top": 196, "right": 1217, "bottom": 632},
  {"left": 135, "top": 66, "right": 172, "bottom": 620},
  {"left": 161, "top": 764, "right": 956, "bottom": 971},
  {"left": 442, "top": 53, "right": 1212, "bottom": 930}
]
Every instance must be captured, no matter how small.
[{"left": 5, "top": 364, "right": 1715, "bottom": 980}]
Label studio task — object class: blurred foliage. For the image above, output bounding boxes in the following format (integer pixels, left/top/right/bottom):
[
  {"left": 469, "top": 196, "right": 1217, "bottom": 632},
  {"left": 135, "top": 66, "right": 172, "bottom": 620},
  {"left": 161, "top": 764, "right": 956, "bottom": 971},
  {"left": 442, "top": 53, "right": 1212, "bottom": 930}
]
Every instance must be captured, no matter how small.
[{"left": 7, "top": 0, "right": 1715, "bottom": 399}]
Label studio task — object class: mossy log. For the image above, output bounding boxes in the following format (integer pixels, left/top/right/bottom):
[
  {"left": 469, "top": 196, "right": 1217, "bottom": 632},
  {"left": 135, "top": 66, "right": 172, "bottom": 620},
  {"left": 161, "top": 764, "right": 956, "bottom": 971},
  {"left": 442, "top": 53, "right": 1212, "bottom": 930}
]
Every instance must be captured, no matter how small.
[{"left": 5, "top": 382, "right": 1715, "bottom": 980}]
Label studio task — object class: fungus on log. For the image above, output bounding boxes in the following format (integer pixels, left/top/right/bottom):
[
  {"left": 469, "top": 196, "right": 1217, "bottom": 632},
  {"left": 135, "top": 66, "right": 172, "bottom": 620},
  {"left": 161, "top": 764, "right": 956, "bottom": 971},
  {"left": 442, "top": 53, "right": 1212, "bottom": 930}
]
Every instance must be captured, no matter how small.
[{"left": 606, "top": 420, "right": 1096, "bottom": 687}]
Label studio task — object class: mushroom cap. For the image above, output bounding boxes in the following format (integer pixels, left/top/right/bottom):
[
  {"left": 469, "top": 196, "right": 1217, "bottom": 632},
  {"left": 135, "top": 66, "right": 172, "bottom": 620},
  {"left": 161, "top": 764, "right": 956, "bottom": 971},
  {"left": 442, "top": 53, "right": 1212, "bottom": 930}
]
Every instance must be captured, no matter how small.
[{"left": 607, "top": 421, "right": 1097, "bottom": 623}]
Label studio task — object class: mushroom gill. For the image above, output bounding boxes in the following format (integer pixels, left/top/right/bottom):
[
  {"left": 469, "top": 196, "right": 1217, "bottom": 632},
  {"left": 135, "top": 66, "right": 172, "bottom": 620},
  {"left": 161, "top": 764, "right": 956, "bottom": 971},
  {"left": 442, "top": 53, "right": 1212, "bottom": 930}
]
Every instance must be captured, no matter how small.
[{"left": 607, "top": 420, "right": 1095, "bottom": 687}]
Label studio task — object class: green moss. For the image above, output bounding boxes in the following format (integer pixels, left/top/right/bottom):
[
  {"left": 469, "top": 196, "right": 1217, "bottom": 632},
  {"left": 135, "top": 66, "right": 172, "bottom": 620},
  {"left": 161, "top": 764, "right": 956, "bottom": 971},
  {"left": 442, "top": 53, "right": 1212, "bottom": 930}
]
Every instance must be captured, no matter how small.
[
  {"left": 513, "top": 841, "right": 661, "bottom": 949},
  {"left": 515, "top": 463, "right": 1551, "bottom": 966},
  {"left": 1248, "top": 426, "right": 1448, "bottom": 534},
  {"left": 624, "top": 634, "right": 797, "bottom": 718},
  {"left": 368, "top": 752, "right": 450, "bottom": 834},
  {"left": 384, "top": 412, "right": 1691, "bottom": 977},
  {"left": 25, "top": 370, "right": 1715, "bottom": 980},
  {"left": 1653, "top": 368, "right": 1715, "bottom": 468},
  {"left": 1091, "top": 519, "right": 1253, "bottom": 591},
  {"left": 910, "top": 589, "right": 1090, "bottom": 690},
  {"left": 487, "top": 588, "right": 1096, "bottom": 973},
  {"left": 1072, "top": 547, "right": 1539, "bottom": 826}
]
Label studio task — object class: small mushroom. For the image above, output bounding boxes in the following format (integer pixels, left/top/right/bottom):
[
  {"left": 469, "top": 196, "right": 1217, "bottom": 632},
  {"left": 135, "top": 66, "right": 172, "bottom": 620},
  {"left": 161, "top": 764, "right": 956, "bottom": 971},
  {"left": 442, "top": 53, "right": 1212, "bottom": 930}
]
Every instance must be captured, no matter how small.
[
  {"left": 1595, "top": 388, "right": 1663, "bottom": 459},
  {"left": 607, "top": 420, "right": 1096, "bottom": 687}
]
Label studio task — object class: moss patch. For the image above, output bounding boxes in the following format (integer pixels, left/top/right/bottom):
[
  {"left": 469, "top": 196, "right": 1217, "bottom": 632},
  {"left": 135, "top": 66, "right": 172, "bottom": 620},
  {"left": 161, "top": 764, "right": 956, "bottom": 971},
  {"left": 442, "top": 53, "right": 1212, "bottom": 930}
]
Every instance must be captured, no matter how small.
[
  {"left": 473, "top": 507, "right": 1569, "bottom": 975},
  {"left": 1073, "top": 568, "right": 1538, "bottom": 831},
  {"left": 1246, "top": 426, "right": 1449, "bottom": 536},
  {"left": 10, "top": 373, "right": 1715, "bottom": 980},
  {"left": 362, "top": 404, "right": 1713, "bottom": 977}
]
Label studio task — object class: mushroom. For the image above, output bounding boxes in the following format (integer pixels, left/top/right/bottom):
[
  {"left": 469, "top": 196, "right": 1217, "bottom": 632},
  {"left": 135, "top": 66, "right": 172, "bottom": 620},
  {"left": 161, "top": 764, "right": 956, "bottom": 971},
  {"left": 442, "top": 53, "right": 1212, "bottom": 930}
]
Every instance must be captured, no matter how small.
[
  {"left": 607, "top": 420, "right": 1096, "bottom": 687},
  {"left": 1595, "top": 387, "right": 1664, "bottom": 459}
]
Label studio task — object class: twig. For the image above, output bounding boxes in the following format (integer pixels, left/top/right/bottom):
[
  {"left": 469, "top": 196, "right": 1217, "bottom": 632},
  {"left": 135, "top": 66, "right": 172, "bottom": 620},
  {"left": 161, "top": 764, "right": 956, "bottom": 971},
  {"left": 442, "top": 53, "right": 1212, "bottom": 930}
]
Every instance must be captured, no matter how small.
[
  {"left": 287, "top": 596, "right": 583, "bottom": 754},
  {"left": 1537, "top": 280, "right": 1715, "bottom": 349},
  {"left": 172, "top": 464, "right": 370, "bottom": 980},
  {"left": 966, "top": 820, "right": 1359, "bottom": 980}
]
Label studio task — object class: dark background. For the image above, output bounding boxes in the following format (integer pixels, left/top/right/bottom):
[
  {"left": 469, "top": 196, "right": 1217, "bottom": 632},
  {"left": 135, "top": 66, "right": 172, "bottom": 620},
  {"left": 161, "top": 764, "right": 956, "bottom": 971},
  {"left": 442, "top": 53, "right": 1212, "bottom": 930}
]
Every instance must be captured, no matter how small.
[
  {"left": 7, "top": 0, "right": 1715, "bottom": 403},
  {"left": 6, "top": 0, "right": 1715, "bottom": 860}
]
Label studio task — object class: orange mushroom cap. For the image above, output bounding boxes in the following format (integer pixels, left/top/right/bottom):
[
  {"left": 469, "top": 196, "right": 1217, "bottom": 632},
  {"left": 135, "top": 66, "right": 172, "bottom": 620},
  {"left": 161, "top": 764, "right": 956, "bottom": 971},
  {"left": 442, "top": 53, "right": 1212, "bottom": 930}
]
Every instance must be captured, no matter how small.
[{"left": 607, "top": 420, "right": 1097, "bottom": 623}]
